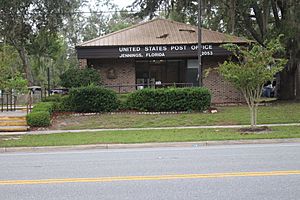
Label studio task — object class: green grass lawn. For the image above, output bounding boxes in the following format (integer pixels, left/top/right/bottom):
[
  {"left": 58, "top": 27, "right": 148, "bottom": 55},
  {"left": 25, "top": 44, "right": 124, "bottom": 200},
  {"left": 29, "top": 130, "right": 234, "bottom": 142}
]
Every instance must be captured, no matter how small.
[
  {"left": 51, "top": 102, "right": 300, "bottom": 130},
  {"left": 1, "top": 126, "right": 300, "bottom": 147}
]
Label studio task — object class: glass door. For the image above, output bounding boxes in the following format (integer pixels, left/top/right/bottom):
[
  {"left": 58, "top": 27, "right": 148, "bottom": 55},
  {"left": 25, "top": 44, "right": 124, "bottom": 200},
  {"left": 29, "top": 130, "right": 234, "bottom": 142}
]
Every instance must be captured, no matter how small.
[{"left": 186, "top": 59, "right": 199, "bottom": 86}]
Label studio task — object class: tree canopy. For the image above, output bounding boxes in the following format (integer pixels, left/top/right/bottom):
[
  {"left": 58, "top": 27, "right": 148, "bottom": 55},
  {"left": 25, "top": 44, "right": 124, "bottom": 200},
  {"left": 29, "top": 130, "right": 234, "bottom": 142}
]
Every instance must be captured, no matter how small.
[
  {"left": 0, "top": 0, "right": 79, "bottom": 85},
  {"left": 0, "top": 44, "right": 27, "bottom": 91},
  {"left": 219, "top": 37, "right": 287, "bottom": 126}
]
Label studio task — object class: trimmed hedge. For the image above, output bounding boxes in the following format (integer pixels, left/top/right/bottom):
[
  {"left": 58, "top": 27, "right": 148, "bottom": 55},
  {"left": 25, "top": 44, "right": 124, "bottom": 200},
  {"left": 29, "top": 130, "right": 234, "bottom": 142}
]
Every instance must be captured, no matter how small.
[
  {"left": 127, "top": 87, "right": 211, "bottom": 112},
  {"left": 117, "top": 93, "right": 130, "bottom": 110},
  {"left": 56, "top": 95, "right": 73, "bottom": 112},
  {"left": 42, "top": 94, "right": 63, "bottom": 103},
  {"left": 27, "top": 111, "right": 51, "bottom": 127},
  {"left": 42, "top": 95, "right": 71, "bottom": 112},
  {"left": 67, "top": 85, "right": 119, "bottom": 113},
  {"left": 32, "top": 102, "right": 55, "bottom": 114},
  {"left": 27, "top": 102, "right": 56, "bottom": 127}
]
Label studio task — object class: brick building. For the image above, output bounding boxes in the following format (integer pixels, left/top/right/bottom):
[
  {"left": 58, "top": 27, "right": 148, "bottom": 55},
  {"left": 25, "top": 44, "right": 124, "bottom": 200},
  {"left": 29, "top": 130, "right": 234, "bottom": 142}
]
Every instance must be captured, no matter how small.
[{"left": 76, "top": 18, "right": 249, "bottom": 103}]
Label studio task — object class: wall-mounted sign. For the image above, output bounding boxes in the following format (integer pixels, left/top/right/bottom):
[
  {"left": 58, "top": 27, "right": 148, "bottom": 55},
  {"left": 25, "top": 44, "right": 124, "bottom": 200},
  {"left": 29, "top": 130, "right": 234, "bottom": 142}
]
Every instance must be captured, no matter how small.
[
  {"left": 77, "top": 44, "right": 232, "bottom": 59},
  {"left": 106, "top": 68, "right": 117, "bottom": 79}
]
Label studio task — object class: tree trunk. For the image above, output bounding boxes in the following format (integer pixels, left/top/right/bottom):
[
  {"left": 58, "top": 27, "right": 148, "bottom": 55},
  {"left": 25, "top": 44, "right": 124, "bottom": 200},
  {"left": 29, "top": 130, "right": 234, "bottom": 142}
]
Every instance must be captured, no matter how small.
[
  {"left": 278, "top": 65, "right": 296, "bottom": 100},
  {"left": 254, "top": 104, "right": 258, "bottom": 126},
  {"left": 249, "top": 104, "right": 259, "bottom": 127},
  {"left": 228, "top": 0, "right": 236, "bottom": 34},
  {"left": 17, "top": 46, "right": 34, "bottom": 86},
  {"left": 250, "top": 106, "right": 255, "bottom": 127}
]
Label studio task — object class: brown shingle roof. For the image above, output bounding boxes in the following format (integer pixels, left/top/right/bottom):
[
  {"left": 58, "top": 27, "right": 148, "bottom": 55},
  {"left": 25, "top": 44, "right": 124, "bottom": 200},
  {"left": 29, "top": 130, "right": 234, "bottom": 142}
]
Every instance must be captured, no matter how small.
[{"left": 77, "top": 18, "right": 249, "bottom": 47}]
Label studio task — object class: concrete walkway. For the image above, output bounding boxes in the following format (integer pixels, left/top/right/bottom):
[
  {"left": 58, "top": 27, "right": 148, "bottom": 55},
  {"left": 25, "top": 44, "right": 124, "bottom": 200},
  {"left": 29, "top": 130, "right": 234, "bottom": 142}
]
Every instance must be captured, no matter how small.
[
  {"left": 0, "top": 123, "right": 300, "bottom": 136},
  {"left": 0, "top": 110, "right": 28, "bottom": 132},
  {"left": 0, "top": 110, "right": 27, "bottom": 117}
]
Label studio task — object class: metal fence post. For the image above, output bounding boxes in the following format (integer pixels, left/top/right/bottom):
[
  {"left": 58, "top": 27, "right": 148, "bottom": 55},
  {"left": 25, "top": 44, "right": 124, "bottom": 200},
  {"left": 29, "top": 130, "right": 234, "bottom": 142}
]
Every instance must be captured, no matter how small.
[{"left": 1, "top": 90, "right": 3, "bottom": 112}]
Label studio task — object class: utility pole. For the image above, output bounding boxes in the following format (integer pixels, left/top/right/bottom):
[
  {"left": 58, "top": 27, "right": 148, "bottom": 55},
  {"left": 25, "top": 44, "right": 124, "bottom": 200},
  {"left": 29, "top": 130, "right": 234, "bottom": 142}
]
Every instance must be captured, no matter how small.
[
  {"left": 198, "top": 0, "right": 203, "bottom": 86},
  {"left": 47, "top": 67, "right": 50, "bottom": 96}
]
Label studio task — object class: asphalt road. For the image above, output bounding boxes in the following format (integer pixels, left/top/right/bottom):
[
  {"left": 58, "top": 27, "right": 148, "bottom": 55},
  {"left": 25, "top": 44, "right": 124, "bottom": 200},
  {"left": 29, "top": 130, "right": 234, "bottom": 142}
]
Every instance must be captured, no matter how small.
[{"left": 0, "top": 143, "right": 300, "bottom": 200}]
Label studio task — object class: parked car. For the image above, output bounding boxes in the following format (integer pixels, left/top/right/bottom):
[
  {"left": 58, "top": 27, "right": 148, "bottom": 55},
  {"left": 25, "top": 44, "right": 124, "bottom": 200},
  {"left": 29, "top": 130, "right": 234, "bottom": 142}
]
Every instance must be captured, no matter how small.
[{"left": 50, "top": 88, "right": 69, "bottom": 95}]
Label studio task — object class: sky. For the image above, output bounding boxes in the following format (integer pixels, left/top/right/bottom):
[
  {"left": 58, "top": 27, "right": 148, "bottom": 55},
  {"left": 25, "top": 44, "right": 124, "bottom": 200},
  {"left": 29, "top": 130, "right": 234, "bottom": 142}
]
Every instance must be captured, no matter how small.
[
  {"left": 112, "top": 0, "right": 135, "bottom": 9},
  {"left": 84, "top": 0, "right": 136, "bottom": 12}
]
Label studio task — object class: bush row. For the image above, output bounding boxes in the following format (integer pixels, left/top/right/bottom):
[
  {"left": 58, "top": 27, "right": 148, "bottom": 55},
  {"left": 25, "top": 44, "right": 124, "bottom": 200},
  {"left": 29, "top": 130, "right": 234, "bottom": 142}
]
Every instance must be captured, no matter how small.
[
  {"left": 127, "top": 87, "right": 211, "bottom": 112},
  {"left": 27, "top": 102, "right": 55, "bottom": 127},
  {"left": 42, "top": 94, "right": 72, "bottom": 112},
  {"left": 34, "top": 86, "right": 211, "bottom": 127}
]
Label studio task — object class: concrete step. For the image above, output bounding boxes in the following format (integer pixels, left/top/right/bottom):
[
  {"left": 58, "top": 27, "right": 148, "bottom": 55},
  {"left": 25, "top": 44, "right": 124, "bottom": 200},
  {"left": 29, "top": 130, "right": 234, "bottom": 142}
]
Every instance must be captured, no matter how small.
[
  {"left": 0, "top": 116, "right": 26, "bottom": 121},
  {"left": 0, "top": 121, "right": 27, "bottom": 126},
  {"left": 1, "top": 106, "right": 31, "bottom": 111},
  {"left": 0, "top": 126, "right": 29, "bottom": 132},
  {"left": 0, "top": 111, "right": 28, "bottom": 132}
]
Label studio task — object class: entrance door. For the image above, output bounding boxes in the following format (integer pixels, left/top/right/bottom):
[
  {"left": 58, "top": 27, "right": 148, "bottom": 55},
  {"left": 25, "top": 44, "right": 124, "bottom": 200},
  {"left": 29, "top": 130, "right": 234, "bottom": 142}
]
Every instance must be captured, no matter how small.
[
  {"left": 186, "top": 68, "right": 199, "bottom": 86},
  {"left": 186, "top": 60, "right": 199, "bottom": 86}
]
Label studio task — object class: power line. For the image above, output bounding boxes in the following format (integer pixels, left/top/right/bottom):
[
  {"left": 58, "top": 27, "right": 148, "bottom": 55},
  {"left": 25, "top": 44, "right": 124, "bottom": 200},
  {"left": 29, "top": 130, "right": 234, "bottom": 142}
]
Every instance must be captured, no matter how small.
[
  {"left": 0, "top": 9, "right": 170, "bottom": 15},
  {"left": 0, "top": 10, "right": 147, "bottom": 15},
  {"left": 57, "top": 10, "right": 142, "bottom": 14}
]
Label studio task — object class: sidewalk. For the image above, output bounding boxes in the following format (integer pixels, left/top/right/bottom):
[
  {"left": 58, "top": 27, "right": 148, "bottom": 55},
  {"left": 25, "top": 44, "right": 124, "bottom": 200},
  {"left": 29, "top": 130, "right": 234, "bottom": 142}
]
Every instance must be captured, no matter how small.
[{"left": 1, "top": 123, "right": 300, "bottom": 135}]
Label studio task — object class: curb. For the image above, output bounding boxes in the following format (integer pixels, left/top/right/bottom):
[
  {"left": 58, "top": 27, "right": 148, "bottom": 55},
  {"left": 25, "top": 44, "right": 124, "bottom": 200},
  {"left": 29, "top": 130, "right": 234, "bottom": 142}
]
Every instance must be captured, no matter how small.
[{"left": 1, "top": 138, "right": 299, "bottom": 153}]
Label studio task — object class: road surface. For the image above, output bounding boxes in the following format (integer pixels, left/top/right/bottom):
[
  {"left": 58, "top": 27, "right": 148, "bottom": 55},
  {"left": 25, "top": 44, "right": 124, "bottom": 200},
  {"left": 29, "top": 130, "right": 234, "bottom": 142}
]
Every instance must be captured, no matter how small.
[{"left": 0, "top": 143, "right": 300, "bottom": 200}]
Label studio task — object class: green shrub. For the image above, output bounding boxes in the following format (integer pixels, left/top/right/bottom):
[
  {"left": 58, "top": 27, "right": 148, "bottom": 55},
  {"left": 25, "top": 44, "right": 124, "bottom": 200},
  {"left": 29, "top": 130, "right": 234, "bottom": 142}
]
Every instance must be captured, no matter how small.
[
  {"left": 27, "top": 102, "right": 56, "bottom": 127},
  {"left": 127, "top": 87, "right": 211, "bottom": 112},
  {"left": 41, "top": 95, "right": 71, "bottom": 112},
  {"left": 32, "top": 102, "right": 55, "bottom": 114},
  {"left": 117, "top": 94, "right": 130, "bottom": 110},
  {"left": 27, "top": 111, "right": 51, "bottom": 127},
  {"left": 55, "top": 95, "right": 73, "bottom": 112},
  {"left": 42, "top": 94, "right": 63, "bottom": 103},
  {"left": 60, "top": 68, "right": 101, "bottom": 88},
  {"left": 67, "top": 85, "right": 119, "bottom": 113}
]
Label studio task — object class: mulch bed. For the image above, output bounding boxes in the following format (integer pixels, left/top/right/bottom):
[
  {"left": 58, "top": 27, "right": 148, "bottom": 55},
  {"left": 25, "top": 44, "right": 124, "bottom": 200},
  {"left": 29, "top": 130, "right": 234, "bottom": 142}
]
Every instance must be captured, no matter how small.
[{"left": 239, "top": 126, "right": 271, "bottom": 134}]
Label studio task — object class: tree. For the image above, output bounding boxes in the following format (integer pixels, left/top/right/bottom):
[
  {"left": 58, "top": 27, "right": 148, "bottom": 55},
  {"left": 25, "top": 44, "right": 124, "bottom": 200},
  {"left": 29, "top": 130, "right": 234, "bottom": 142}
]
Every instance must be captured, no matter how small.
[
  {"left": 81, "top": 7, "right": 110, "bottom": 42},
  {"left": 0, "top": 45, "right": 13, "bottom": 89},
  {"left": 231, "top": 0, "right": 300, "bottom": 100},
  {"left": 60, "top": 68, "right": 102, "bottom": 88},
  {"left": 132, "top": 0, "right": 197, "bottom": 23},
  {"left": 0, "top": 0, "right": 79, "bottom": 85},
  {"left": 28, "top": 31, "right": 74, "bottom": 88},
  {"left": 219, "top": 37, "right": 287, "bottom": 127},
  {"left": 5, "top": 73, "right": 28, "bottom": 93},
  {"left": 0, "top": 44, "right": 26, "bottom": 91},
  {"left": 107, "top": 10, "right": 141, "bottom": 33}
]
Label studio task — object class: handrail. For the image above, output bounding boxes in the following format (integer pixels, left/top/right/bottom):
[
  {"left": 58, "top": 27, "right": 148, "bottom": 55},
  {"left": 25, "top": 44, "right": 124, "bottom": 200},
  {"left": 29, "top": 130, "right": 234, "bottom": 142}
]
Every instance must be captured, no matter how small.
[
  {"left": 104, "top": 83, "right": 194, "bottom": 93},
  {"left": 26, "top": 91, "right": 33, "bottom": 114},
  {"left": 0, "top": 91, "right": 17, "bottom": 112}
]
